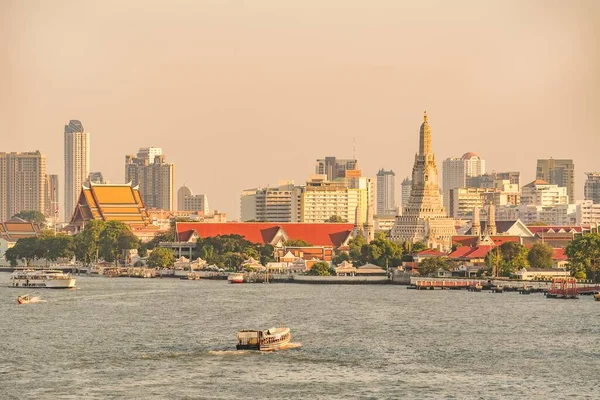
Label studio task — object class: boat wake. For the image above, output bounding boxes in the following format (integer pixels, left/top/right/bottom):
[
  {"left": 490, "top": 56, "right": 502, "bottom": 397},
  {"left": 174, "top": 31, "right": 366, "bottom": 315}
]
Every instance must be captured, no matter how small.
[{"left": 209, "top": 343, "right": 302, "bottom": 355}]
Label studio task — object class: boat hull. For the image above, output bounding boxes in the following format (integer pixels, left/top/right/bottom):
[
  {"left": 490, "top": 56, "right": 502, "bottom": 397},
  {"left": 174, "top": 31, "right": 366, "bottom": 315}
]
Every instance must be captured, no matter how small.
[{"left": 10, "top": 270, "right": 76, "bottom": 289}]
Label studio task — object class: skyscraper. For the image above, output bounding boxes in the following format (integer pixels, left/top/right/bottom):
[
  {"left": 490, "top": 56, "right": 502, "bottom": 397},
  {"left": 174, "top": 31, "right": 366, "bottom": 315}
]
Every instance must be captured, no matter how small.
[
  {"left": 44, "top": 174, "right": 59, "bottom": 220},
  {"left": 177, "top": 185, "right": 193, "bottom": 211},
  {"left": 240, "top": 181, "right": 295, "bottom": 222},
  {"left": 584, "top": 172, "right": 600, "bottom": 204},
  {"left": 390, "top": 112, "right": 456, "bottom": 251},
  {"left": 64, "top": 120, "right": 90, "bottom": 222},
  {"left": 0, "top": 151, "right": 46, "bottom": 222},
  {"left": 536, "top": 159, "right": 575, "bottom": 204},
  {"left": 376, "top": 169, "right": 397, "bottom": 215},
  {"left": 442, "top": 152, "right": 485, "bottom": 209},
  {"left": 400, "top": 177, "right": 412, "bottom": 215},
  {"left": 315, "top": 157, "right": 358, "bottom": 181},
  {"left": 125, "top": 150, "right": 174, "bottom": 210}
]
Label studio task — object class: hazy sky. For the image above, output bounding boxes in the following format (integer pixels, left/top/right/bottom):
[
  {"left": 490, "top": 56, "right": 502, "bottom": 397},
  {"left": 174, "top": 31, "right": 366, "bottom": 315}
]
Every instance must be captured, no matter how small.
[{"left": 2, "top": 0, "right": 599, "bottom": 219}]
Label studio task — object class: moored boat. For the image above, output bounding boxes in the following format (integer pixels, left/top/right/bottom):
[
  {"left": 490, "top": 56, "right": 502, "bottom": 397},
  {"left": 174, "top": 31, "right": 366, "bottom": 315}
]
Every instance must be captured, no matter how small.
[
  {"left": 10, "top": 269, "right": 76, "bottom": 289},
  {"left": 228, "top": 273, "right": 244, "bottom": 284},
  {"left": 594, "top": 292, "right": 600, "bottom": 301},
  {"left": 236, "top": 326, "right": 292, "bottom": 351}
]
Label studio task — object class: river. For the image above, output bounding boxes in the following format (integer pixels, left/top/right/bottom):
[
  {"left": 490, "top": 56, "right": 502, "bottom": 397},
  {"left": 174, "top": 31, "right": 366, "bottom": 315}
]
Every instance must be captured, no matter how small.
[{"left": 1, "top": 273, "right": 599, "bottom": 399}]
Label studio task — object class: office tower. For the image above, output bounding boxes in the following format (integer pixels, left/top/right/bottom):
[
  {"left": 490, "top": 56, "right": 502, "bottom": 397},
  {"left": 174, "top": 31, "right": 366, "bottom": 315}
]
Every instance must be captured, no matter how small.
[
  {"left": 390, "top": 112, "right": 456, "bottom": 251},
  {"left": 125, "top": 151, "right": 175, "bottom": 211},
  {"left": 44, "top": 174, "right": 59, "bottom": 220},
  {"left": 521, "top": 180, "right": 569, "bottom": 206},
  {"left": 136, "top": 147, "right": 163, "bottom": 164},
  {"left": 88, "top": 172, "right": 106, "bottom": 184},
  {"left": 376, "top": 169, "right": 398, "bottom": 216},
  {"left": 400, "top": 177, "right": 412, "bottom": 215},
  {"left": 177, "top": 185, "right": 192, "bottom": 211},
  {"left": 536, "top": 159, "right": 575, "bottom": 204},
  {"left": 442, "top": 152, "right": 485, "bottom": 209},
  {"left": 0, "top": 151, "right": 46, "bottom": 222},
  {"left": 241, "top": 181, "right": 295, "bottom": 222},
  {"left": 64, "top": 120, "right": 90, "bottom": 222},
  {"left": 584, "top": 172, "right": 600, "bottom": 204},
  {"left": 315, "top": 157, "right": 358, "bottom": 181},
  {"left": 467, "top": 171, "right": 520, "bottom": 189},
  {"left": 300, "top": 175, "right": 371, "bottom": 224}
]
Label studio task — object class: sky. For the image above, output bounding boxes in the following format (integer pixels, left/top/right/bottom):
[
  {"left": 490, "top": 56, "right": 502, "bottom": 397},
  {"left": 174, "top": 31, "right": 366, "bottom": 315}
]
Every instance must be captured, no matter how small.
[{"left": 2, "top": 0, "right": 599, "bottom": 220}]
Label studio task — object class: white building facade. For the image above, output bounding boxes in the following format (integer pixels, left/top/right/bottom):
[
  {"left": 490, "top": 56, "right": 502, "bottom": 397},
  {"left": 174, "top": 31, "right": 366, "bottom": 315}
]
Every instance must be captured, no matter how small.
[{"left": 64, "top": 120, "right": 90, "bottom": 222}]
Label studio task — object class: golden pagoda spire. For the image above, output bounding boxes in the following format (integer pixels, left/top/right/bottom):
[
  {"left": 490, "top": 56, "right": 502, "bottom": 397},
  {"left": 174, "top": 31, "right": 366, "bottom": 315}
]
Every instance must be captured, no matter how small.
[
  {"left": 419, "top": 111, "right": 432, "bottom": 155},
  {"left": 423, "top": 111, "right": 428, "bottom": 123}
]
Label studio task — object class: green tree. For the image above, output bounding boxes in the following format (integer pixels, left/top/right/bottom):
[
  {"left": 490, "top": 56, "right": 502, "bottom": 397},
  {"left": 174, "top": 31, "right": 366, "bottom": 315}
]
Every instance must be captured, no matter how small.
[
  {"left": 418, "top": 257, "right": 449, "bottom": 276},
  {"left": 47, "top": 234, "right": 75, "bottom": 262},
  {"left": 99, "top": 221, "right": 130, "bottom": 265},
  {"left": 332, "top": 251, "right": 350, "bottom": 265},
  {"left": 348, "top": 235, "right": 367, "bottom": 264},
  {"left": 6, "top": 237, "right": 44, "bottom": 266},
  {"left": 148, "top": 247, "right": 175, "bottom": 268},
  {"left": 12, "top": 210, "right": 46, "bottom": 224},
  {"left": 325, "top": 215, "right": 347, "bottom": 223},
  {"left": 527, "top": 243, "right": 554, "bottom": 268},
  {"left": 306, "top": 261, "right": 332, "bottom": 276},
  {"left": 566, "top": 232, "right": 600, "bottom": 282},
  {"left": 497, "top": 242, "right": 529, "bottom": 275},
  {"left": 74, "top": 220, "right": 106, "bottom": 265},
  {"left": 284, "top": 239, "right": 312, "bottom": 247}
]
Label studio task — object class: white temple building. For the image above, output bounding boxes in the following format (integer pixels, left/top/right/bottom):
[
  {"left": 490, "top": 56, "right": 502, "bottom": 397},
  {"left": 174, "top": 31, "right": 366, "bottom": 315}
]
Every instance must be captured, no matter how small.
[{"left": 390, "top": 112, "right": 456, "bottom": 251}]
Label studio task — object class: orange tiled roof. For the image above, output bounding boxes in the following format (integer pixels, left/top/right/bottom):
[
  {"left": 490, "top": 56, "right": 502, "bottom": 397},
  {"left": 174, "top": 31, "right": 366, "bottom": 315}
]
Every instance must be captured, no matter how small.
[
  {"left": 0, "top": 218, "right": 42, "bottom": 240},
  {"left": 176, "top": 222, "right": 354, "bottom": 248},
  {"left": 70, "top": 183, "right": 150, "bottom": 227}
]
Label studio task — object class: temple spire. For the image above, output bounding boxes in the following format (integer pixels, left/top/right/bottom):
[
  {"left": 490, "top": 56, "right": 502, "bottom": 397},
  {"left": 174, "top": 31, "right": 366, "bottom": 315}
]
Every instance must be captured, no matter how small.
[{"left": 419, "top": 110, "right": 432, "bottom": 155}]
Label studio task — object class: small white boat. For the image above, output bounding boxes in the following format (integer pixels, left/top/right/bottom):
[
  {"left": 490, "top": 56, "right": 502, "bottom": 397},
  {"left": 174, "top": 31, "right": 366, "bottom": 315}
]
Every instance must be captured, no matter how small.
[
  {"left": 594, "top": 292, "right": 600, "bottom": 301},
  {"left": 10, "top": 269, "right": 76, "bottom": 289},
  {"left": 236, "top": 326, "right": 293, "bottom": 351},
  {"left": 17, "top": 294, "right": 45, "bottom": 304},
  {"left": 228, "top": 273, "right": 244, "bottom": 284}
]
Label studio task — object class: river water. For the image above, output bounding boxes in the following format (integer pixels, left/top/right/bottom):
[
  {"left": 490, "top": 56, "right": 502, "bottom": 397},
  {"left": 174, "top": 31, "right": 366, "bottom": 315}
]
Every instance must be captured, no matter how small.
[{"left": 1, "top": 273, "right": 599, "bottom": 399}]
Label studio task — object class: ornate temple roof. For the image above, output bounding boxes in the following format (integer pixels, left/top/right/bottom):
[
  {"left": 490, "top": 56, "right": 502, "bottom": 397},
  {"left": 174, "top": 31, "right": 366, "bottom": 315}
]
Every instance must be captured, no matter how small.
[{"left": 69, "top": 183, "right": 150, "bottom": 229}]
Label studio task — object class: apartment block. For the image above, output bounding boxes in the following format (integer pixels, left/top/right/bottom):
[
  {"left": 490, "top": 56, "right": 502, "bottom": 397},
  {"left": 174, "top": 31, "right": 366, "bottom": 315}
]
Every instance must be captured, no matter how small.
[{"left": 0, "top": 151, "right": 46, "bottom": 222}]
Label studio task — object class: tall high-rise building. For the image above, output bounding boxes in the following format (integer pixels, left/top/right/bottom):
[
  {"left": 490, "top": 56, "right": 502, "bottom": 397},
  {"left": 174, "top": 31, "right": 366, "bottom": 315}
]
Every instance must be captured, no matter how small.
[
  {"left": 467, "top": 171, "right": 520, "bottom": 189},
  {"left": 64, "top": 120, "right": 90, "bottom": 222},
  {"left": 88, "top": 172, "right": 106, "bottom": 184},
  {"left": 125, "top": 151, "right": 174, "bottom": 210},
  {"left": 390, "top": 112, "right": 456, "bottom": 251},
  {"left": 584, "top": 172, "right": 600, "bottom": 204},
  {"left": 136, "top": 147, "right": 163, "bottom": 164},
  {"left": 300, "top": 174, "right": 372, "bottom": 224},
  {"left": 44, "top": 174, "right": 59, "bottom": 220},
  {"left": 240, "top": 181, "right": 295, "bottom": 222},
  {"left": 376, "top": 169, "right": 397, "bottom": 216},
  {"left": 400, "top": 177, "right": 412, "bottom": 215},
  {"left": 177, "top": 185, "right": 193, "bottom": 211},
  {"left": 442, "top": 152, "right": 485, "bottom": 209},
  {"left": 536, "top": 158, "right": 575, "bottom": 204},
  {"left": 0, "top": 151, "right": 46, "bottom": 222},
  {"left": 315, "top": 157, "right": 358, "bottom": 181}
]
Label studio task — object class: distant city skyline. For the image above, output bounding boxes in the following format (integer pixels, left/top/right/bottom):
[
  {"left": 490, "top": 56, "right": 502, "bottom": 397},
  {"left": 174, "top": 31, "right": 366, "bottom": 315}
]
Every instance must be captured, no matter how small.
[{"left": 2, "top": 1, "right": 599, "bottom": 219}]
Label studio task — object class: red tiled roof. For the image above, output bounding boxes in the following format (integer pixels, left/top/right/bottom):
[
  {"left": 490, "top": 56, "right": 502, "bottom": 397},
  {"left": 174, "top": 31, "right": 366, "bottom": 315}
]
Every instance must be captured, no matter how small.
[
  {"left": 527, "top": 226, "right": 587, "bottom": 234},
  {"left": 552, "top": 248, "right": 568, "bottom": 261},
  {"left": 175, "top": 222, "right": 354, "bottom": 247},
  {"left": 448, "top": 246, "right": 474, "bottom": 258},
  {"left": 452, "top": 236, "right": 479, "bottom": 247},
  {"left": 467, "top": 245, "right": 494, "bottom": 259},
  {"left": 416, "top": 249, "right": 446, "bottom": 257}
]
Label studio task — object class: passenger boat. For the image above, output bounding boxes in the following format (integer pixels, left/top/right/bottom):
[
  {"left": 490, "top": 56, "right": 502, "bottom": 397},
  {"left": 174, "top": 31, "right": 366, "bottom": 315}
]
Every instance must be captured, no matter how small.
[
  {"left": 492, "top": 285, "right": 504, "bottom": 293},
  {"left": 236, "top": 326, "right": 292, "bottom": 351},
  {"left": 10, "top": 269, "right": 76, "bottom": 289},
  {"left": 17, "top": 294, "right": 44, "bottom": 304},
  {"left": 228, "top": 273, "right": 244, "bottom": 284}
]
